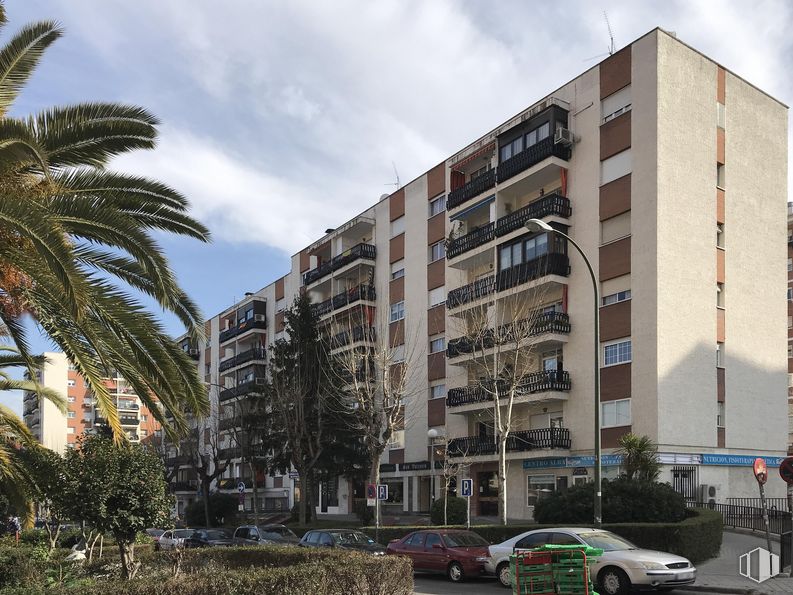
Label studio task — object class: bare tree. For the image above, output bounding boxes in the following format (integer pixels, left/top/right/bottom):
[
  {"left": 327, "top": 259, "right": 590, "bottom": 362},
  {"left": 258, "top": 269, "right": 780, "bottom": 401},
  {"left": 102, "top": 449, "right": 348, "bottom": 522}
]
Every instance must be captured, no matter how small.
[
  {"left": 435, "top": 439, "right": 473, "bottom": 526},
  {"left": 184, "top": 410, "right": 233, "bottom": 527},
  {"left": 449, "top": 274, "right": 563, "bottom": 524}
]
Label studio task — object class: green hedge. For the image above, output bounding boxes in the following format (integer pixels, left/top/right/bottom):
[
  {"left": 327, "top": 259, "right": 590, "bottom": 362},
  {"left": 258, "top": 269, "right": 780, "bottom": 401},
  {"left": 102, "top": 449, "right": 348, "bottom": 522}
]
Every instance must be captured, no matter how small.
[{"left": 362, "top": 508, "right": 722, "bottom": 564}]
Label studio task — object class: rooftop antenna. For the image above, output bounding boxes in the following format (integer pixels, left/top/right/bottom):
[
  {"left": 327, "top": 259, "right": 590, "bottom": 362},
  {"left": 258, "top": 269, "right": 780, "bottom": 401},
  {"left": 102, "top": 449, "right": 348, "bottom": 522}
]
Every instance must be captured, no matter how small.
[
  {"left": 582, "top": 12, "right": 615, "bottom": 61},
  {"left": 384, "top": 161, "right": 400, "bottom": 190}
]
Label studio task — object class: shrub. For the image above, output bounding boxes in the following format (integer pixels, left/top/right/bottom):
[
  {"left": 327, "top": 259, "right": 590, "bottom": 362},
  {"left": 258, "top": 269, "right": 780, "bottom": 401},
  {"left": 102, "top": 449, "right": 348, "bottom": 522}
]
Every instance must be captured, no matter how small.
[
  {"left": 430, "top": 496, "right": 467, "bottom": 525},
  {"left": 0, "top": 545, "right": 50, "bottom": 589},
  {"left": 184, "top": 493, "right": 238, "bottom": 528},
  {"left": 289, "top": 501, "right": 313, "bottom": 523},
  {"left": 534, "top": 478, "right": 686, "bottom": 524}
]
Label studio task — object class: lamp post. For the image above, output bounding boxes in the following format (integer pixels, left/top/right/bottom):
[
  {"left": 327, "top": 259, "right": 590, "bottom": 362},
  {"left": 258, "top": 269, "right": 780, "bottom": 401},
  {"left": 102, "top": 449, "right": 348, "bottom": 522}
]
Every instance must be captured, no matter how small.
[
  {"left": 428, "top": 428, "right": 439, "bottom": 509},
  {"left": 524, "top": 218, "right": 602, "bottom": 527}
]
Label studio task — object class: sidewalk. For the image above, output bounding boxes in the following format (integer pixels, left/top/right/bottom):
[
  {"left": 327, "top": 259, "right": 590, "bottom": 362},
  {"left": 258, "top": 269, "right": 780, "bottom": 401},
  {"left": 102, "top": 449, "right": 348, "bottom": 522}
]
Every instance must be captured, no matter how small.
[{"left": 679, "top": 531, "right": 793, "bottom": 594}]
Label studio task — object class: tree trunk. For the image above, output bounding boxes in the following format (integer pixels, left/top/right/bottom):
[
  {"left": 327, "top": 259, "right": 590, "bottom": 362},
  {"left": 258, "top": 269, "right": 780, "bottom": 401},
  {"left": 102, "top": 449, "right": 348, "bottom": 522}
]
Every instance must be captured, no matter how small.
[
  {"left": 249, "top": 460, "right": 259, "bottom": 526},
  {"left": 201, "top": 478, "right": 211, "bottom": 527},
  {"left": 296, "top": 467, "right": 307, "bottom": 526},
  {"left": 498, "top": 435, "right": 508, "bottom": 525},
  {"left": 118, "top": 540, "right": 140, "bottom": 580},
  {"left": 371, "top": 456, "right": 381, "bottom": 542},
  {"left": 444, "top": 486, "right": 448, "bottom": 526},
  {"left": 306, "top": 468, "right": 316, "bottom": 524}
]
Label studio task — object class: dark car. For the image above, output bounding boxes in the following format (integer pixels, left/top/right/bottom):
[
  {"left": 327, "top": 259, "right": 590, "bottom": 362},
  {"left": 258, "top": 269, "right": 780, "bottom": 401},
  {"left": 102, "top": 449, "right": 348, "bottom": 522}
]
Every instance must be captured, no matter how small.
[
  {"left": 184, "top": 528, "right": 234, "bottom": 548},
  {"left": 299, "top": 529, "right": 386, "bottom": 555},
  {"left": 258, "top": 524, "right": 300, "bottom": 544},
  {"left": 232, "top": 525, "right": 283, "bottom": 547},
  {"left": 386, "top": 530, "right": 491, "bottom": 583}
]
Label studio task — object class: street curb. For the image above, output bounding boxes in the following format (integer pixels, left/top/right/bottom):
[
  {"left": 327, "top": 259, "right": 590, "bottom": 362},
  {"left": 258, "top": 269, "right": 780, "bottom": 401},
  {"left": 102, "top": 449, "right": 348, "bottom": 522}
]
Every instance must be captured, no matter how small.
[{"left": 676, "top": 587, "right": 771, "bottom": 595}]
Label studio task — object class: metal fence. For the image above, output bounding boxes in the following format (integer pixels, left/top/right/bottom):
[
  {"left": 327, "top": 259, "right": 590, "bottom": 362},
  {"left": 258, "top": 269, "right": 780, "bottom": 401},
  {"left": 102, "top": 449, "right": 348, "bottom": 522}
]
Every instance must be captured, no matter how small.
[
  {"left": 690, "top": 501, "right": 792, "bottom": 535},
  {"left": 727, "top": 497, "right": 789, "bottom": 511}
]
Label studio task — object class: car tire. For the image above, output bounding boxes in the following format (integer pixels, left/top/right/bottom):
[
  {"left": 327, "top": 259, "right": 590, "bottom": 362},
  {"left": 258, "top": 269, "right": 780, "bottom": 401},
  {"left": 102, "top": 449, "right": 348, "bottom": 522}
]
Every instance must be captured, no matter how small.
[
  {"left": 598, "top": 566, "right": 631, "bottom": 595},
  {"left": 496, "top": 562, "right": 511, "bottom": 588},
  {"left": 447, "top": 561, "right": 465, "bottom": 583}
]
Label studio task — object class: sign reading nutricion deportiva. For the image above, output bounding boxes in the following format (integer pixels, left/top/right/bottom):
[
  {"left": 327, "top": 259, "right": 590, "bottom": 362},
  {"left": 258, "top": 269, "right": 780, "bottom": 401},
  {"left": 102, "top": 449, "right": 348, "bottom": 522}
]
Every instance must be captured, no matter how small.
[{"left": 701, "top": 454, "right": 785, "bottom": 467}]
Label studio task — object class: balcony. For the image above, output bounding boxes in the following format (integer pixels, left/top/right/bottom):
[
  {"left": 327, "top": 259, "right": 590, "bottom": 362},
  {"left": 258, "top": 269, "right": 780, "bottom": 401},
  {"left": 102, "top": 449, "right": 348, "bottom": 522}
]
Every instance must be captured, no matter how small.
[
  {"left": 219, "top": 347, "right": 267, "bottom": 373},
  {"left": 303, "top": 243, "right": 377, "bottom": 286},
  {"left": 448, "top": 169, "right": 495, "bottom": 210},
  {"left": 447, "top": 311, "right": 571, "bottom": 358},
  {"left": 446, "top": 371, "right": 572, "bottom": 409},
  {"left": 496, "top": 137, "right": 571, "bottom": 184},
  {"left": 331, "top": 326, "right": 377, "bottom": 349},
  {"left": 447, "top": 223, "right": 496, "bottom": 259},
  {"left": 495, "top": 193, "right": 571, "bottom": 237},
  {"left": 447, "top": 276, "right": 496, "bottom": 309},
  {"left": 118, "top": 402, "right": 139, "bottom": 411},
  {"left": 447, "top": 427, "right": 570, "bottom": 458},
  {"left": 218, "top": 378, "right": 266, "bottom": 402},
  {"left": 166, "top": 455, "right": 192, "bottom": 467},
  {"left": 218, "top": 417, "right": 239, "bottom": 432},
  {"left": 220, "top": 316, "right": 267, "bottom": 344},
  {"left": 496, "top": 253, "right": 569, "bottom": 293},
  {"left": 171, "top": 480, "right": 198, "bottom": 492},
  {"left": 120, "top": 415, "right": 140, "bottom": 426},
  {"left": 312, "top": 284, "right": 376, "bottom": 317}
]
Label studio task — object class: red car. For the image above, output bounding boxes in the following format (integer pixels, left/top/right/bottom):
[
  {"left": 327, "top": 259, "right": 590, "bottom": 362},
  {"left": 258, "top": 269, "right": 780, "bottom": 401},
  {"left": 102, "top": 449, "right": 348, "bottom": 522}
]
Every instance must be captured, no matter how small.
[{"left": 386, "top": 529, "right": 491, "bottom": 583}]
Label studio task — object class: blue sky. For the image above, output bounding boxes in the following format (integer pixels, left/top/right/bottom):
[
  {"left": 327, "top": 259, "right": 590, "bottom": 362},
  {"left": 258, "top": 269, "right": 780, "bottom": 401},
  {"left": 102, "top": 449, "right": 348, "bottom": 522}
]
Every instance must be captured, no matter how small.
[{"left": 2, "top": 0, "right": 791, "bottom": 415}]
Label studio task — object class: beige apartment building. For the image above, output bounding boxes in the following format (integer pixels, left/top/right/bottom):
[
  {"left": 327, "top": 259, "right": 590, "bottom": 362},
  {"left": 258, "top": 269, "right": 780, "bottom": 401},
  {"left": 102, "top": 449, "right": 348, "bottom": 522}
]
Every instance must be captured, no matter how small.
[
  {"left": 189, "top": 28, "right": 788, "bottom": 520},
  {"left": 22, "top": 352, "right": 162, "bottom": 453},
  {"left": 788, "top": 202, "right": 793, "bottom": 454}
]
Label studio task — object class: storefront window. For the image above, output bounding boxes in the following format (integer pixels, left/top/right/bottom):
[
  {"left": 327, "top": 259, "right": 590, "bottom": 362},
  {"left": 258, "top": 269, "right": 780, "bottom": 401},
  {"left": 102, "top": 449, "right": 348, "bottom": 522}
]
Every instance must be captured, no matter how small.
[
  {"left": 383, "top": 479, "right": 403, "bottom": 504},
  {"left": 527, "top": 474, "right": 555, "bottom": 507}
]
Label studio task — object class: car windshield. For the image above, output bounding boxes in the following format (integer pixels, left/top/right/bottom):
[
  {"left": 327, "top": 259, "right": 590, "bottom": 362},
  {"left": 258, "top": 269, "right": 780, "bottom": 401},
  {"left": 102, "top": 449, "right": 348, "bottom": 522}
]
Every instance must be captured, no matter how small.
[
  {"left": 146, "top": 529, "right": 164, "bottom": 537},
  {"left": 331, "top": 531, "right": 374, "bottom": 545},
  {"left": 174, "top": 530, "right": 194, "bottom": 539},
  {"left": 442, "top": 532, "right": 489, "bottom": 547},
  {"left": 203, "top": 530, "right": 231, "bottom": 540},
  {"left": 577, "top": 531, "right": 636, "bottom": 552},
  {"left": 260, "top": 526, "right": 297, "bottom": 538}
]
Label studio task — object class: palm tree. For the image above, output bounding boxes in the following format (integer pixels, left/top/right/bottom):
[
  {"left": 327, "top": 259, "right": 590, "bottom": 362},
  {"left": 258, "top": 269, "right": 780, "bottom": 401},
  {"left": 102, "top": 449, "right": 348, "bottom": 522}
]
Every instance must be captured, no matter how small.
[
  {"left": 0, "top": 346, "right": 66, "bottom": 524},
  {"left": 0, "top": 3, "right": 210, "bottom": 438},
  {"left": 616, "top": 433, "right": 661, "bottom": 481}
]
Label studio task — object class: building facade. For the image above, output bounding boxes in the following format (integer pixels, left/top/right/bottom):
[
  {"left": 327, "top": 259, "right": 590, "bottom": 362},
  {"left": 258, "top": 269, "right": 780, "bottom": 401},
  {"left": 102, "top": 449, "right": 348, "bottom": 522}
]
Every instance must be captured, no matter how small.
[
  {"left": 188, "top": 28, "right": 788, "bottom": 519},
  {"left": 788, "top": 202, "right": 793, "bottom": 454}
]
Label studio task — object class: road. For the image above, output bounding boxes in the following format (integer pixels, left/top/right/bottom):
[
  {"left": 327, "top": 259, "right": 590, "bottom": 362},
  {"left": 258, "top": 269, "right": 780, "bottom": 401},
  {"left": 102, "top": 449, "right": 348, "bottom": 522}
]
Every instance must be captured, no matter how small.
[{"left": 413, "top": 574, "right": 701, "bottom": 594}]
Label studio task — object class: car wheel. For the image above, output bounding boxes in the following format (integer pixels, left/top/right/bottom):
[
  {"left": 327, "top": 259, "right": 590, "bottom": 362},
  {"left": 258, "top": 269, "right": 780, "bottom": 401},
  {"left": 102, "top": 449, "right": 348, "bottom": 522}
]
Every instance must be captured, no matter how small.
[
  {"left": 598, "top": 567, "right": 631, "bottom": 595},
  {"left": 496, "top": 562, "right": 511, "bottom": 588},
  {"left": 447, "top": 561, "right": 465, "bottom": 583}
]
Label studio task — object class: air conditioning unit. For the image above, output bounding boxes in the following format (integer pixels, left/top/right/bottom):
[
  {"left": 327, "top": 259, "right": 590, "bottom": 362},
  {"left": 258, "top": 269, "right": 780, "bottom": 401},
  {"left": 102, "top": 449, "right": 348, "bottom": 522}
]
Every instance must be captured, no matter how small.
[
  {"left": 254, "top": 314, "right": 266, "bottom": 322},
  {"left": 698, "top": 484, "right": 718, "bottom": 505},
  {"left": 189, "top": 348, "right": 199, "bottom": 356},
  {"left": 554, "top": 127, "right": 575, "bottom": 147}
]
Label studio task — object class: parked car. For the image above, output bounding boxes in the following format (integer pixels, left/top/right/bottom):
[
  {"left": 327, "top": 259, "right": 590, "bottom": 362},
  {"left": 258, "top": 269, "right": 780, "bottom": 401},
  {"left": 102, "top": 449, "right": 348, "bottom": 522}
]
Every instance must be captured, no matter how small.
[
  {"left": 386, "top": 529, "right": 490, "bottom": 583},
  {"left": 299, "top": 529, "right": 386, "bottom": 555},
  {"left": 184, "top": 528, "right": 234, "bottom": 548},
  {"left": 145, "top": 528, "right": 164, "bottom": 546},
  {"left": 156, "top": 528, "right": 197, "bottom": 551},
  {"left": 232, "top": 525, "right": 280, "bottom": 546},
  {"left": 257, "top": 524, "right": 300, "bottom": 544},
  {"left": 486, "top": 527, "right": 696, "bottom": 594}
]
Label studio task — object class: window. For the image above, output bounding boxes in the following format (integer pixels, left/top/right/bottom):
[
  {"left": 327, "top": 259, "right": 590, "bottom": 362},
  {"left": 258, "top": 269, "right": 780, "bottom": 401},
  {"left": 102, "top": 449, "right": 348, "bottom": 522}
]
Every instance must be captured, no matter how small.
[
  {"left": 429, "top": 195, "right": 446, "bottom": 217},
  {"left": 550, "top": 532, "right": 582, "bottom": 546},
  {"left": 515, "top": 532, "right": 550, "bottom": 549},
  {"left": 788, "top": 258, "right": 792, "bottom": 272},
  {"left": 390, "top": 301, "right": 405, "bottom": 323},
  {"left": 500, "top": 136, "right": 523, "bottom": 162},
  {"left": 527, "top": 475, "right": 556, "bottom": 507},
  {"left": 789, "top": 374, "right": 793, "bottom": 388},
  {"left": 429, "top": 384, "right": 446, "bottom": 400},
  {"left": 275, "top": 298, "right": 286, "bottom": 312},
  {"left": 390, "top": 216, "right": 405, "bottom": 238},
  {"left": 470, "top": 164, "right": 490, "bottom": 180},
  {"left": 788, "top": 316, "right": 792, "bottom": 329},
  {"left": 717, "top": 283, "right": 725, "bottom": 308},
  {"left": 388, "top": 430, "right": 405, "bottom": 449},
  {"left": 717, "top": 402, "right": 725, "bottom": 427},
  {"left": 602, "top": 86, "right": 632, "bottom": 123},
  {"left": 788, "top": 344, "right": 792, "bottom": 359},
  {"left": 717, "top": 102, "right": 726, "bottom": 129},
  {"left": 67, "top": 396, "right": 75, "bottom": 403},
  {"left": 390, "top": 260, "right": 405, "bottom": 280},
  {"left": 500, "top": 233, "right": 549, "bottom": 271},
  {"left": 601, "top": 149, "right": 632, "bottom": 184},
  {"left": 602, "top": 290, "right": 631, "bottom": 306},
  {"left": 717, "top": 164, "right": 725, "bottom": 189},
  {"left": 429, "top": 241, "right": 445, "bottom": 263},
  {"left": 603, "top": 339, "right": 631, "bottom": 366},
  {"left": 428, "top": 286, "right": 446, "bottom": 308},
  {"left": 601, "top": 399, "right": 631, "bottom": 428},
  {"left": 429, "top": 336, "right": 445, "bottom": 354},
  {"left": 141, "top": 414, "right": 148, "bottom": 422},
  {"left": 789, "top": 288, "right": 793, "bottom": 302},
  {"left": 424, "top": 533, "right": 441, "bottom": 548},
  {"left": 67, "top": 427, "right": 75, "bottom": 434},
  {"left": 716, "top": 342, "right": 725, "bottom": 367},
  {"left": 717, "top": 223, "right": 725, "bottom": 248},
  {"left": 67, "top": 411, "right": 75, "bottom": 419},
  {"left": 392, "top": 344, "right": 405, "bottom": 363},
  {"left": 141, "top": 430, "right": 148, "bottom": 437},
  {"left": 406, "top": 533, "right": 426, "bottom": 547},
  {"left": 67, "top": 379, "right": 76, "bottom": 387},
  {"left": 600, "top": 212, "right": 631, "bottom": 244}
]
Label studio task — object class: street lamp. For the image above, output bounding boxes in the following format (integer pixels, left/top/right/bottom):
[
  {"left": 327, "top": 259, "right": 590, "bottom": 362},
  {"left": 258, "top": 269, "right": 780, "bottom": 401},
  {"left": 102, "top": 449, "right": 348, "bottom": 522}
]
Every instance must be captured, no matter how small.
[
  {"left": 428, "top": 428, "right": 439, "bottom": 507},
  {"left": 524, "top": 218, "right": 602, "bottom": 527}
]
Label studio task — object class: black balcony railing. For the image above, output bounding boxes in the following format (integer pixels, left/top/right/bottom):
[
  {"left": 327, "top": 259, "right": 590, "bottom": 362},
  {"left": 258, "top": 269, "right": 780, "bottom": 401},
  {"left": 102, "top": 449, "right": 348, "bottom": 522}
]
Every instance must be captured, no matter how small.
[
  {"left": 171, "top": 480, "right": 198, "bottom": 492},
  {"left": 303, "top": 243, "right": 377, "bottom": 286},
  {"left": 166, "top": 455, "right": 192, "bottom": 467},
  {"left": 448, "top": 170, "right": 496, "bottom": 211},
  {"left": 217, "top": 449, "right": 241, "bottom": 461},
  {"left": 120, "top": 415, "right": 140, "bottom": 426},
  {"left": 218, "top": 378, "right": 266, "bottom": 402},
  {"left": 331, "top": 326, "right": 377, "bottom": 349},
  {"left": 220, "top": 317, "right": 267, "bottom": 344},
  {"left": 446, "top": 370, "right": 572, "bottom": 408},
  {"left": 446, "top": 276, "right": 496, "bottom": 309},
  {"left": 496, "top": 137, "right": 571, "bottom": 184},
  {"left": 118, "top": 403, "right": 140, "bottom": 411},
  {"left": 447, "top": 223, "right": 496, "bottom": 259},
  {"left": 447, "top": 427, "right": 570, "bottom": 457},
  {"left": 447, "top": 311, "right": 571, "bottom": 358},
  {"left": 219, "top": 347, "right": 267, "bottom": 373},
  {"left": 496, "top": 253, "right": 569, "bottom": 292},
  {"left": 495, "top": 193, "right": 572, "bottom": 237},
  {"left": 312, "top": 284, "right": 376, "bottom": 317}
]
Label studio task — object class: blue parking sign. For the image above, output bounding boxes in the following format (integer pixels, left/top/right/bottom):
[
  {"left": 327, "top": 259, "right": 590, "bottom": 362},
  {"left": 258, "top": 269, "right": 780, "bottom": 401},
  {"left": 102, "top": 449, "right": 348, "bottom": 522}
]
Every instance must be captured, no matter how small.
[
  {"left": 377, "top": 484, "right": 388, "bottom": 500},
  {"left": 461, "top": 478, "right": 473, "bottom": 498}
]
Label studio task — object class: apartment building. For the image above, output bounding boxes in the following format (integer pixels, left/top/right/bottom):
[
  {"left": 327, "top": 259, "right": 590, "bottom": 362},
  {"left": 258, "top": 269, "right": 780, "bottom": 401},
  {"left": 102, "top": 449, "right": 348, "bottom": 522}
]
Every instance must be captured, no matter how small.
[
  {"left": 190, "top": 28, "right": 788, "bottom": 520},
  {"left": 788, "top": 202, "right": 793, "bottom": 454},
  {"left": 22, "top": 352, "right": 162, "bottom": 452}
]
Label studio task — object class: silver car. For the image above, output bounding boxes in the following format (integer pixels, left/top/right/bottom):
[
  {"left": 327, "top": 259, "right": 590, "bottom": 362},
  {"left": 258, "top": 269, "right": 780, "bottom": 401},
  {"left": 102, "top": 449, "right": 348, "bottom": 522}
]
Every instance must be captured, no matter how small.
[
  {"left": 486, "top": 527, "right": 696, "bottom": 594},
  {"left": 156, "top": 528, "right": 196, "bottom": 551}
]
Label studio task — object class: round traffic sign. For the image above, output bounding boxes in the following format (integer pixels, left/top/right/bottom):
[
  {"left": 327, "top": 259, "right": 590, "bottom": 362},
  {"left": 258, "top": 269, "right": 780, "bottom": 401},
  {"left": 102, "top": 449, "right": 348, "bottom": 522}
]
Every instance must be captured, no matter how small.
[
  {"left": 754, "top": 458, "right": 768, "bottom": 485},
  {"left": 237, "top": 481, "right": 246, "bottom": 493},
  {"left": 779, "top": 457, "right": 793, "bottom": 485}
]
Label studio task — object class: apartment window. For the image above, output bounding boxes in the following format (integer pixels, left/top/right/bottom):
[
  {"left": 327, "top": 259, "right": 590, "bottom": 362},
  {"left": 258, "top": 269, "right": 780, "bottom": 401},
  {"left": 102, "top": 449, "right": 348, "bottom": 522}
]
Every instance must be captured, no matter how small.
[
  {"left": 602, "top": 290, "right": 631, "bottom": 306},
  {"left": 390, "top": 216, "right": 405, "bottom": 238},
  {"left": 500, "top": 136, "right": 523, "bottom": 162},
  {"left": 429, "top": 195, "right": 446, "bottom": 217},
  {"left": 603, "top": 339, "right": 632, "bottom": 366},
  {"left": 788, "top": 316, "right": 792, "bottom": 329},
  {"left": 717, "top": 402, "right": 725, "bottom": 428},
  {"left": 601, "top": 399, "right": 631, "bottom": 428},
  {"left": 275, "top": 298, "right": 286, "bottom": 312},
  {"left": 601, "top": 211, "right": 631, "bottom": 244},
  {"left": 716, "top": 342, "right": 725, "bottom": 368},
  {"left": 141, "top": 430, "right": 148, "bottom": 438},
  {"left": 789, "top": 288, "right": 793, "bottom": 302},
  {"left": 67, "top": 396, "right": 75, "bottom": 403},
  {"left": 390, "top": 301, "right": 405, "bottom": 323},
  {"left": 141, "top": 414, "right": 148, "bottom": 422},
  {"left": 601, "top": 149, "right": 632, "bottom": 185},
  {"left": 67, "top": 379, "right": 76, "bottom": 387},
  {"left": 428, "top": 286, "right": 446, "bottom": 308},
  {"left": 788, "top": 258, "right": 792, "bottom": 272},
  {"left": 429, "top": 384, "right": 446, "bottom": 400},
  {"left": 470, "top": 164, "right": 490, "bottom": 180},
  {"left": 67, "top": 411, "right": 75, "bottom": 419},
  {"left": 429, "top": 241, "right": 445, "bottom": 263},
  {"left": 524, "top": 122, "right": 550, "bottom": 149},
  {"left": 602, "top": 86, "right": 632, "bottom": 123},
  {"left": 789, "top": 374, "right": 793, "bottom": 388},
  {"left": 392, "top": 344, "right": 405, "bottom": 363},
  {"left": 499, "top": 234, "right": 549, "bottom": 271},
  {"left": 717, "top": 224, "right": 725, "bottom": 249},
  {"left": 717, "top": 283, "right": 725, "bottom": 308},
  {"left": 429, "top": 336, "right": 445, "bottom": 354},
  {"left": 717, "top": 102, "right": 726, "bottom": 129},
  {"left": 788, "top": 344, "right": 792, "bottom": 359},
  {"left": 717, "top": 164, "right": 725, "bottom": 189},
  {"left": 390, "top": 260, "right": 405, "bottom": 280},
  {"left": 67, "top": 427, "right": 75, "bottom": 435}
]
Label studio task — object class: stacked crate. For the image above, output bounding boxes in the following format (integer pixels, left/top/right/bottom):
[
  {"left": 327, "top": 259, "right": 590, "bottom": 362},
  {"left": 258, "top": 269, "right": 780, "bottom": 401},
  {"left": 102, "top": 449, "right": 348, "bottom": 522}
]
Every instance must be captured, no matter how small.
[{"left": 510, "top": 544, "right": 603, "bottom": 595}]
